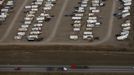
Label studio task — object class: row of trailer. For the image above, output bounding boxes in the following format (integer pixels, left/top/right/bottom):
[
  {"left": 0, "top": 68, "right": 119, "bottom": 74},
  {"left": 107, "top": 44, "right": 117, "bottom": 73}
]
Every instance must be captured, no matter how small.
[
  {"left": 0, "top": 0, "right": 15, "bottom": 24},
  {"left": 70, "top": 0, "right": 106, "bottom": 41},
  {"left": 116, "top": 0, "right": 132, "bottom": 41},
  {"left": 14, "top": 0, "right": 56, "bottom": 41},
  {"left": 114, "top": 0, "right": 131, "bottom": 18}
]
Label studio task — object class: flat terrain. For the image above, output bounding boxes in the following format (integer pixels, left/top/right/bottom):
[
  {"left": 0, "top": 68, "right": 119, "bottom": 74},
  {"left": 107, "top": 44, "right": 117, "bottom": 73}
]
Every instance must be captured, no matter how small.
[
  {"left": 0, "top": 0, "right": 133, "bottom": 50},
  {"left": 0, "top": 50, "right": 134, "bottom": 65},
  {"left": 0, "top": 0, "right": 133, "bottom": 66}
]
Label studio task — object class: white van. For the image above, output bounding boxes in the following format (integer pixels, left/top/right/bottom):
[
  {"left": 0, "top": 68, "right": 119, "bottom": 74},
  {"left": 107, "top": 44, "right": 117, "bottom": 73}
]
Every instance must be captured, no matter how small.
[{"left": 70, "top": 35, "right": 78, "bottom": 40}]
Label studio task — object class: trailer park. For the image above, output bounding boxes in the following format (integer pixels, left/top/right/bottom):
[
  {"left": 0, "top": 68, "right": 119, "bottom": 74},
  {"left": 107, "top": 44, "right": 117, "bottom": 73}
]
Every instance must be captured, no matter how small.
[{"left": 0, "top": 0, "right": 133, "bottom": 49}]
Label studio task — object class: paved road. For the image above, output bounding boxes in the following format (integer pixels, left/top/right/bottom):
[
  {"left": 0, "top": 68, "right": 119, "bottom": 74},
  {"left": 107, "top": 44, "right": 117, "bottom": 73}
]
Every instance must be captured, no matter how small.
[{"left": 0, "top": 65, "right": 134, "bottom": 73}]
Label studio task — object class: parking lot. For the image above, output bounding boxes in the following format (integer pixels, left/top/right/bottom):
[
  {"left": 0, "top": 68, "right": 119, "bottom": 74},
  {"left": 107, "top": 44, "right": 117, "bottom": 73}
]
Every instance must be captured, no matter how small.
[
  {"left": 0, "top": 0, "right": 133, "bottom": 49},
  {"left": 52, "top": 0, "right": 114, "bottom": 43}
]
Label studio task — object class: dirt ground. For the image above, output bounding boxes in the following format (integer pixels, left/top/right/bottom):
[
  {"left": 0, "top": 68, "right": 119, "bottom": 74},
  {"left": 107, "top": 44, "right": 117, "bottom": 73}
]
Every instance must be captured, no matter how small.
[
  {"left": 0, "top": 50, "right": 134, "bottom": 65},
  {"left": 0, "top": 0, "right": 133, "bottom": 49},
  {"left": 0, "top": 0, "right": 134, "bottom": 65}
]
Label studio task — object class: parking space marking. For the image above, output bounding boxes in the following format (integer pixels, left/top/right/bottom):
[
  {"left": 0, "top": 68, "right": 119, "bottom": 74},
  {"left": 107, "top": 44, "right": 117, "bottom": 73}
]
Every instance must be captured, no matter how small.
[
  {"left": 0, "top": 0, "right": 28, "bottom": 42},
  {"left": 45, "top": 0, "right": 69, "bottom": 42},
  {"left": 44, "top": 0, "right": 116, "bottom": 45},
  {"left": 87, "top": 0, "right": 117, "bottom": 45},
  {"left": 0, "top": 0, "right": 116, "bottom": 46}
]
